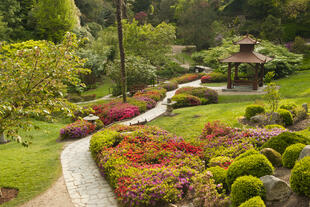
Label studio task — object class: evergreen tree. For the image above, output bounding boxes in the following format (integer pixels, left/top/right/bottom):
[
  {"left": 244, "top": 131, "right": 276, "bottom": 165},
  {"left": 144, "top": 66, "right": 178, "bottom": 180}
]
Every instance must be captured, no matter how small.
[
  {"left": 33, "top": 0, "right": 77, "bottom": 42},
  {"left": 0, "top": 14, "right": 9, "bottom": 41}
]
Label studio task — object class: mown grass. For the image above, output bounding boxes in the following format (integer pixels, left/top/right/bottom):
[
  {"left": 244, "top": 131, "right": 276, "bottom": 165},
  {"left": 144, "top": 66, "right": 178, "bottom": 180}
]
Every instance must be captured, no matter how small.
[
  {"left": 0, "top": 120, "right": 68, "bottom": 207},
  {"left": 81, "top": 76, "right": 114, "bottom": 99},
  {"left": 149, "top": 71, "right": 310, "bottom": 140}
]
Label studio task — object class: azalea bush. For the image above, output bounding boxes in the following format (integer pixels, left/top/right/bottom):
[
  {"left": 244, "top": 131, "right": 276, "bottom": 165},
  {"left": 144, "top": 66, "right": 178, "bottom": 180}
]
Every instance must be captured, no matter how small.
[
  {"left": 134, "top": 87, "right": 166, "bottom": 102},
  {"left": 91, "top": 125, "right": 214, "bottom": 206},
  {"left": 201, "top": 72, "right": 226, "bottom": 83},
  {"left": 199, "top": 121, "right": 287, "bottom": 161},
  {"left": 133, "top": 96, "right": 156, "bottom": 109},
  {"left": 60, "top": 120, "right": 96, "bottom": 139},
  {"left": 171, "top": 73, "right": 201, "bottom": 84},
  {"left": 171, "top": 94, "right": 201, "bottom": 108},
  {"left": 175, "top": 87, "right": 218, "bottom": 104},
  {"left": 161, "top": 81, "right": 178, "bottom": 91}
]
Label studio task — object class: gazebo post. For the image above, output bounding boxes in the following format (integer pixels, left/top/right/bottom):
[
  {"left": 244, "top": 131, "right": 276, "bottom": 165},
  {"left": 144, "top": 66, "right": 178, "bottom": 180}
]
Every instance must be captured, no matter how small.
[
  {"left": 227, "top": 63, "right": 232, "bottom": 89},
  {"left": 259, "top": 64, "right": 264, "bottom": 87},
  {"left": 253, "top": 63, "right": 259, "bottom": 90},
  {"left": 234, "top": 63, "right": 239, "bottom": 81}
]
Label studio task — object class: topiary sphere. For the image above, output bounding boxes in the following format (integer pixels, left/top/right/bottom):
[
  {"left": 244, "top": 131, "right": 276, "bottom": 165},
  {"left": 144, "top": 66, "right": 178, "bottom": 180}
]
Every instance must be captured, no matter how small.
[
  {"left": 235, "top": 149, "right": 260, "bottom": 162},
  {"left": 264, "top": 124, "right": 286, "bottom": 130},
  {"left": 245, "top": 105, "right": 265, "bottom": 120},
  {"left": 260, "top": 148, "right": 282, "bottom": 167},
  {"left": 290, "top": 157, "right": 310, "bottom": 197},
  {"left": 261, "top": 132, "right": 310, "bottom": 154},
  {"left": 231, "top": 176, "right": 266, "bottom": 207},
  {"left": 282, "top": 143, "right": 306, "bottom": 168},
  {"left": 277, "top": 109, "right": 293, "bottom": 126},
  {"left": 226, "top": 154, "right": 274, "bottom": 188},
  {"left": 239, "top": 196, "right": 266, "bottom": 207}
]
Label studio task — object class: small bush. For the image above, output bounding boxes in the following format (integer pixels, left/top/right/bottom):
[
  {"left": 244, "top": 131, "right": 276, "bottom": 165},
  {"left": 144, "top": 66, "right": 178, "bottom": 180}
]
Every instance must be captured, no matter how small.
[
  {"left": 231, "top": 175, "right": 266, "bottom": 207},
  {"left": 161, "top": 81, "right": 178, "bottom": 91},
  {"left": 282, "top": 143, "right": 306, "bottom": 168},
  {"left": 280, "top": 103, "right": 297, "bottom": 111},
  {"left": 133, "top": 96, "right": 157, "bottom": 109},
  {"left": 95, "top": 119, "right": 104, "bottom": 130},
  {"left": 209, "top": 72, "right": 227, "bottom": 82},
  {"left": 60, "top": 120, "right": 96, "bottom": 139},
  {"left": 290, "top": 157, "right": 310, "bottom": 197},
  {"left": 209, "top": 156, "right": 233, "bottom": 168},
  {"left": 264, "top": 124, "right": 286, "bottom": 130},
  {"left": 278, "top": 109, "right": 293, "bottom": 126},
  {"left": 239, "top": 196, "right": 266, "bottom": 207},
  {"left": 261, "top": 132, "right": 310, "bottom": 154},
  {"left": 245, "top": 105, "right": 266, "bottom": 120},
  {"left": 126, "top": 98, "right": 147, "bottom": 113},
  {"left": 226, "top": 154, "right": 274, "bottom": 188},
  {"left": 206, "top": 166, "right": 227, "bottom": 188},
  {"left": 260, "top": 148, "right": 282, "bottom": 167},
  {"left": 134, "top": 87, "right": 166, "bottom": 102},
  {"left": 89, "top": 129, "right": 122, "bottom": 157},
  {"left": 201, "top": 75, "right": 212, "bottom": 83},
  {"left": 171, "top": 94, "right": 201, "bottom": 108}
]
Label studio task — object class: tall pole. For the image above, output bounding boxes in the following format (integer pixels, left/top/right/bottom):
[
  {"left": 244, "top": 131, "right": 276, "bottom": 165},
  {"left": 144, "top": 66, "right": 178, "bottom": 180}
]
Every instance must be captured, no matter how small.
[{"left": 115, "top": 0, "right": 127, "bottom": 103}]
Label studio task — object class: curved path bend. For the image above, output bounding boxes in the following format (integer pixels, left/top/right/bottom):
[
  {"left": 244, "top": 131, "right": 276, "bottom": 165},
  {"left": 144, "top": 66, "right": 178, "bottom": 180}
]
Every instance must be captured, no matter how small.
[{"left": 61, "top": 79, "right": 207, "bottom": 207}]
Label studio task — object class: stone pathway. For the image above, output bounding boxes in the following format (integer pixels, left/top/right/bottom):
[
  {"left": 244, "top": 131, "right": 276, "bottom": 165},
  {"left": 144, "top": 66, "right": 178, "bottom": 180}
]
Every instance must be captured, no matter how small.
[{"left": 76, "top": 94, "right": 113, "bottom": 105}]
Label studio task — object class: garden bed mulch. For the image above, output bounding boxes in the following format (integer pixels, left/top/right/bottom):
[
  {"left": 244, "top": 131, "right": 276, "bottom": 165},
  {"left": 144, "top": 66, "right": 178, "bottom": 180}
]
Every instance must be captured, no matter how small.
[
  {"left": 0, "top": 187, "right": 18, "bottom": 205},
  {"left": 288, "top": 117, "right": 310, "bottom": 131}
]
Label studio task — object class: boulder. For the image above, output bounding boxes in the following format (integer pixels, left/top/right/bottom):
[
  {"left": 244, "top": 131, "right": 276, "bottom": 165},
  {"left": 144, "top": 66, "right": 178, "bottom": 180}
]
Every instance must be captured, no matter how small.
[
  {"left": 260, "top": 175, "right": 292, "bottom": 202},
  {"left": 268, "top": 112, "right": 282, "bottom": 125},
  {"left": 260, "top": 148, "right": 282, "bottom": 167},
  {"left": 298, "top": 145, "right": 310, "bottom": 160},
  {"left": 302, "top": 103, "right": 308, "bottom": 113},
  {"left": 250, "top": 114, "right": 267, "bottom": 125}
]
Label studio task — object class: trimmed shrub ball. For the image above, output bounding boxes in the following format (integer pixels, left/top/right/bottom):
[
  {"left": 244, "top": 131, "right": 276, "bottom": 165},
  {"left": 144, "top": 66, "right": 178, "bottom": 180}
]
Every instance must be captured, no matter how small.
[
  {"left": 239, "top": 196, "right": 266, "bottom": 207},
  {"left": 245, "top": 105, "right": 265, "bottom": 120},
  {"left": 261, "top": 132, "right": 310, "bottom": 154},
  {"left": 260, "top": 148, "right": 282, "bottom": 167},
  {"left": 290, "top": 157, "right": 310, "bottom": 197},
  {"left": 208, "top": 156, "right": 233, "bottom": 168},
  {"left": 235, "top": 149, "right": 260, "bottom": 162},
  {"left": 226, "top": 154, "right": 274, "bottom": 188},
  {"left": 282, "top": 143, "right": 306, "bottom": 168},
  {"left": 277, "top": 109, "right": 293, "bottom": 126},
  {"left": 161, "top": 81, "right": 178, "bottom": 91},
  {"left": 206, "top": 166, "right": 227, "bottom": 188},
  {"left": 171, "top": 94, "right": 201, "bottom": 108},
  {"left": 231, "top": 175, "right": 266, "bottom": 207}
]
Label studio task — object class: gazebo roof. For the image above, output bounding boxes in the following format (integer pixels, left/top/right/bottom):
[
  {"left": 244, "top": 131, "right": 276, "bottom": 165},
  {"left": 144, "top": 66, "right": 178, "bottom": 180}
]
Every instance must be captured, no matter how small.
[
  {"left": 220, "top": 51, "right": 273, "bottom": 63},
  {"left": 234, "top": 36, "right": 259, "bottom": 45}
]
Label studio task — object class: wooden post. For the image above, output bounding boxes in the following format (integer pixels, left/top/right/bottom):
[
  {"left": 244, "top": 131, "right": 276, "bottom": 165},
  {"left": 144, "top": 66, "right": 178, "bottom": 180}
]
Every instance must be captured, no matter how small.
[
  {"left": 253, "top": 63, "right": 258, "bottom": 90},
  {"left": 227, "top": 63, "right": 232, "bottom": 89},
  {"left": 259, "top": 64, "right": 264, "bottom": 87},
  {"left": 234, "top": 63, "right": 239, "bottom": 81}
]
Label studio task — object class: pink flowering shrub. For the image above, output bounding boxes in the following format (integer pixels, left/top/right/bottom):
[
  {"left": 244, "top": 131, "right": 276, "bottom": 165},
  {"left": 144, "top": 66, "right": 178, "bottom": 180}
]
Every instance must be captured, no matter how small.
[
  {"left": 134, "top": 87, "right": 166, "bottom": 102},
  {"left": 175, "top": 87, "right": 218, "bottom": 104},
  {"left": 171, "top": 94, "right": 201, "bottom": 108},
  {"left": 201, "top": 75, "right": 212, "bottom": 83},
  {"left": 171, "top": 73, "right": 200, "bottom": 84},
  {"left": 60, "top": 120, "right": 96, "bottom": 139},
  {"left": 133, "top": 96, "right": 156, "bottom": 109}
]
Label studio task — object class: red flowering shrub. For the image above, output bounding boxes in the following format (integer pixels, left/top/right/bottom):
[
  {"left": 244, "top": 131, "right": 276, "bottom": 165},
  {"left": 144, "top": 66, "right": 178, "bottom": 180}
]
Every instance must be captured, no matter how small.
[
  {"left": 91, "top": 125, "right": 215, "bottom": 206},
  {"left": 161, "top": 81, "right": 178, "bottom": 91},
  {"left": 60, "top": 120, "right": 96, "bottom": 139},
  {"left": 201, "top": 75, "right": 212, "bottom": 83},
  {"left": 93, "top": 102, "right": 140, "bottom": 125},
  {"left": 171, "top": 73, "right": 200, "bottom": 84}
]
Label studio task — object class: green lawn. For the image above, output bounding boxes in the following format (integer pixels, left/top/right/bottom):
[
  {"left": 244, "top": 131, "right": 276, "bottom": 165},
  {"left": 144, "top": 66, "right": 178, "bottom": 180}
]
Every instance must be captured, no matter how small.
[
  {"left": 0, "top": 120, "right": 68, "bottom": 207},
  {"left": 149, "top": 71, "right": 310, "bottom": 140},
  {"left": 81, "top": 76, "right": 114, "bottom": 99}
]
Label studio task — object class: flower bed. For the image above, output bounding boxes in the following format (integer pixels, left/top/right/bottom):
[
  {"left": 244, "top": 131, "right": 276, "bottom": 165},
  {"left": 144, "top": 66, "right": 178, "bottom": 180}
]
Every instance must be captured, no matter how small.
[
  {"left": 90, "top": 125, "right": 227, "bottom": 206},
  {"left": 201, "top": 72, "right": 226, "bottom": 83},
  {"left": 60, "top": 120, "right": 96, "bottom": 139},
  {"left": 199, "top": 121, "right": 287, "bottom": 161},
  {"left": 134, "top": 87, "right": 166, "bottom": 102}
]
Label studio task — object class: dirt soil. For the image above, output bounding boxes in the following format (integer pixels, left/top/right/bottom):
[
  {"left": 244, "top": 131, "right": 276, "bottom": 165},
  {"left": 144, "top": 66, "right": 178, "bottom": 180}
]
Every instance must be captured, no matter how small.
[
  {"left": 0, "top": 188, "right": 19, "bottom": 205},
  {"left": 288, "top": 117, "right": 310, "bottom": 131},
  {"left": 20, "top": 176, "right": 74, "bottom": 207}
]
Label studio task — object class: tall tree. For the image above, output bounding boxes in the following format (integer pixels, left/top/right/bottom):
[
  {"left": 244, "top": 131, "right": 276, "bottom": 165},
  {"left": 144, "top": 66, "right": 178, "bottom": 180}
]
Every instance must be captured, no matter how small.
[
  {"left": 115, "top": 0, "right": 127, "bottom": 103},
  {"left": 33, "top": 0, "right": 77, "bottom": 42},
  {"left": 0, "top": 14, "right": 9, "bottom": 41}
]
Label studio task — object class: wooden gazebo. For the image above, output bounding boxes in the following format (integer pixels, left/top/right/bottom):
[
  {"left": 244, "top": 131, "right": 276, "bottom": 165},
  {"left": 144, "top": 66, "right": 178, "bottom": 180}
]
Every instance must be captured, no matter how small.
[{"left": 220, "top": 36, "right": 273, "bottom": 90}]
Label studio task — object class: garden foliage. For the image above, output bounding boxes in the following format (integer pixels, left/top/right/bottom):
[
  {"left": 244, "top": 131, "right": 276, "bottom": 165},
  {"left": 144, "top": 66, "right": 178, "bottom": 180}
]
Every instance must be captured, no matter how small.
[
  {"left": 282, "top": 143, "right": 306, "bottom": 168},
  {"left": 245, "top": 105, "right": 266, "bottom": 120},
  {"left": 171, "top": 94, "right": 201, "bottom": 108},
  {"left": 60, "top": 120, "right": 96, "bottom": 139},
  {"left": 239, "top": 196, "right": 266, "bottom": 207},
  {"left": 290, "top": 157, "right": 310, "bottom": 197},
  {"left": 171, "top": 73, "right": 201, "bottom": 84},
  {"left": 201, "top": 72, "right": 227, "bottom": 83}
]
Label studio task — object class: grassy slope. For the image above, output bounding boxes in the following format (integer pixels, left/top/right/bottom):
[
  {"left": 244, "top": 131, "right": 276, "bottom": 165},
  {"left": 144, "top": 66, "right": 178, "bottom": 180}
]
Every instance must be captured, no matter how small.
[
  {"left": 0, "top": 120, "right": 67, "bottom": 207},
  {"left": 149, "top": 71, "right": 310, "bottom": 140},
  {"left": 81, "top": 76, "right": 114, "bottom": 99}
]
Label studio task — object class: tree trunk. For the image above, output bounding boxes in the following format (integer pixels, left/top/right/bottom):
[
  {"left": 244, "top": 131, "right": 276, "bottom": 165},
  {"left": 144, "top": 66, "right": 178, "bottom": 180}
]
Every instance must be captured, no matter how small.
[
  {"left": 115, "top": 0, "right": 127, "bottom": 103},
  {"left": 0, "top": 131, "right": 7, "bottom": 144}
]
